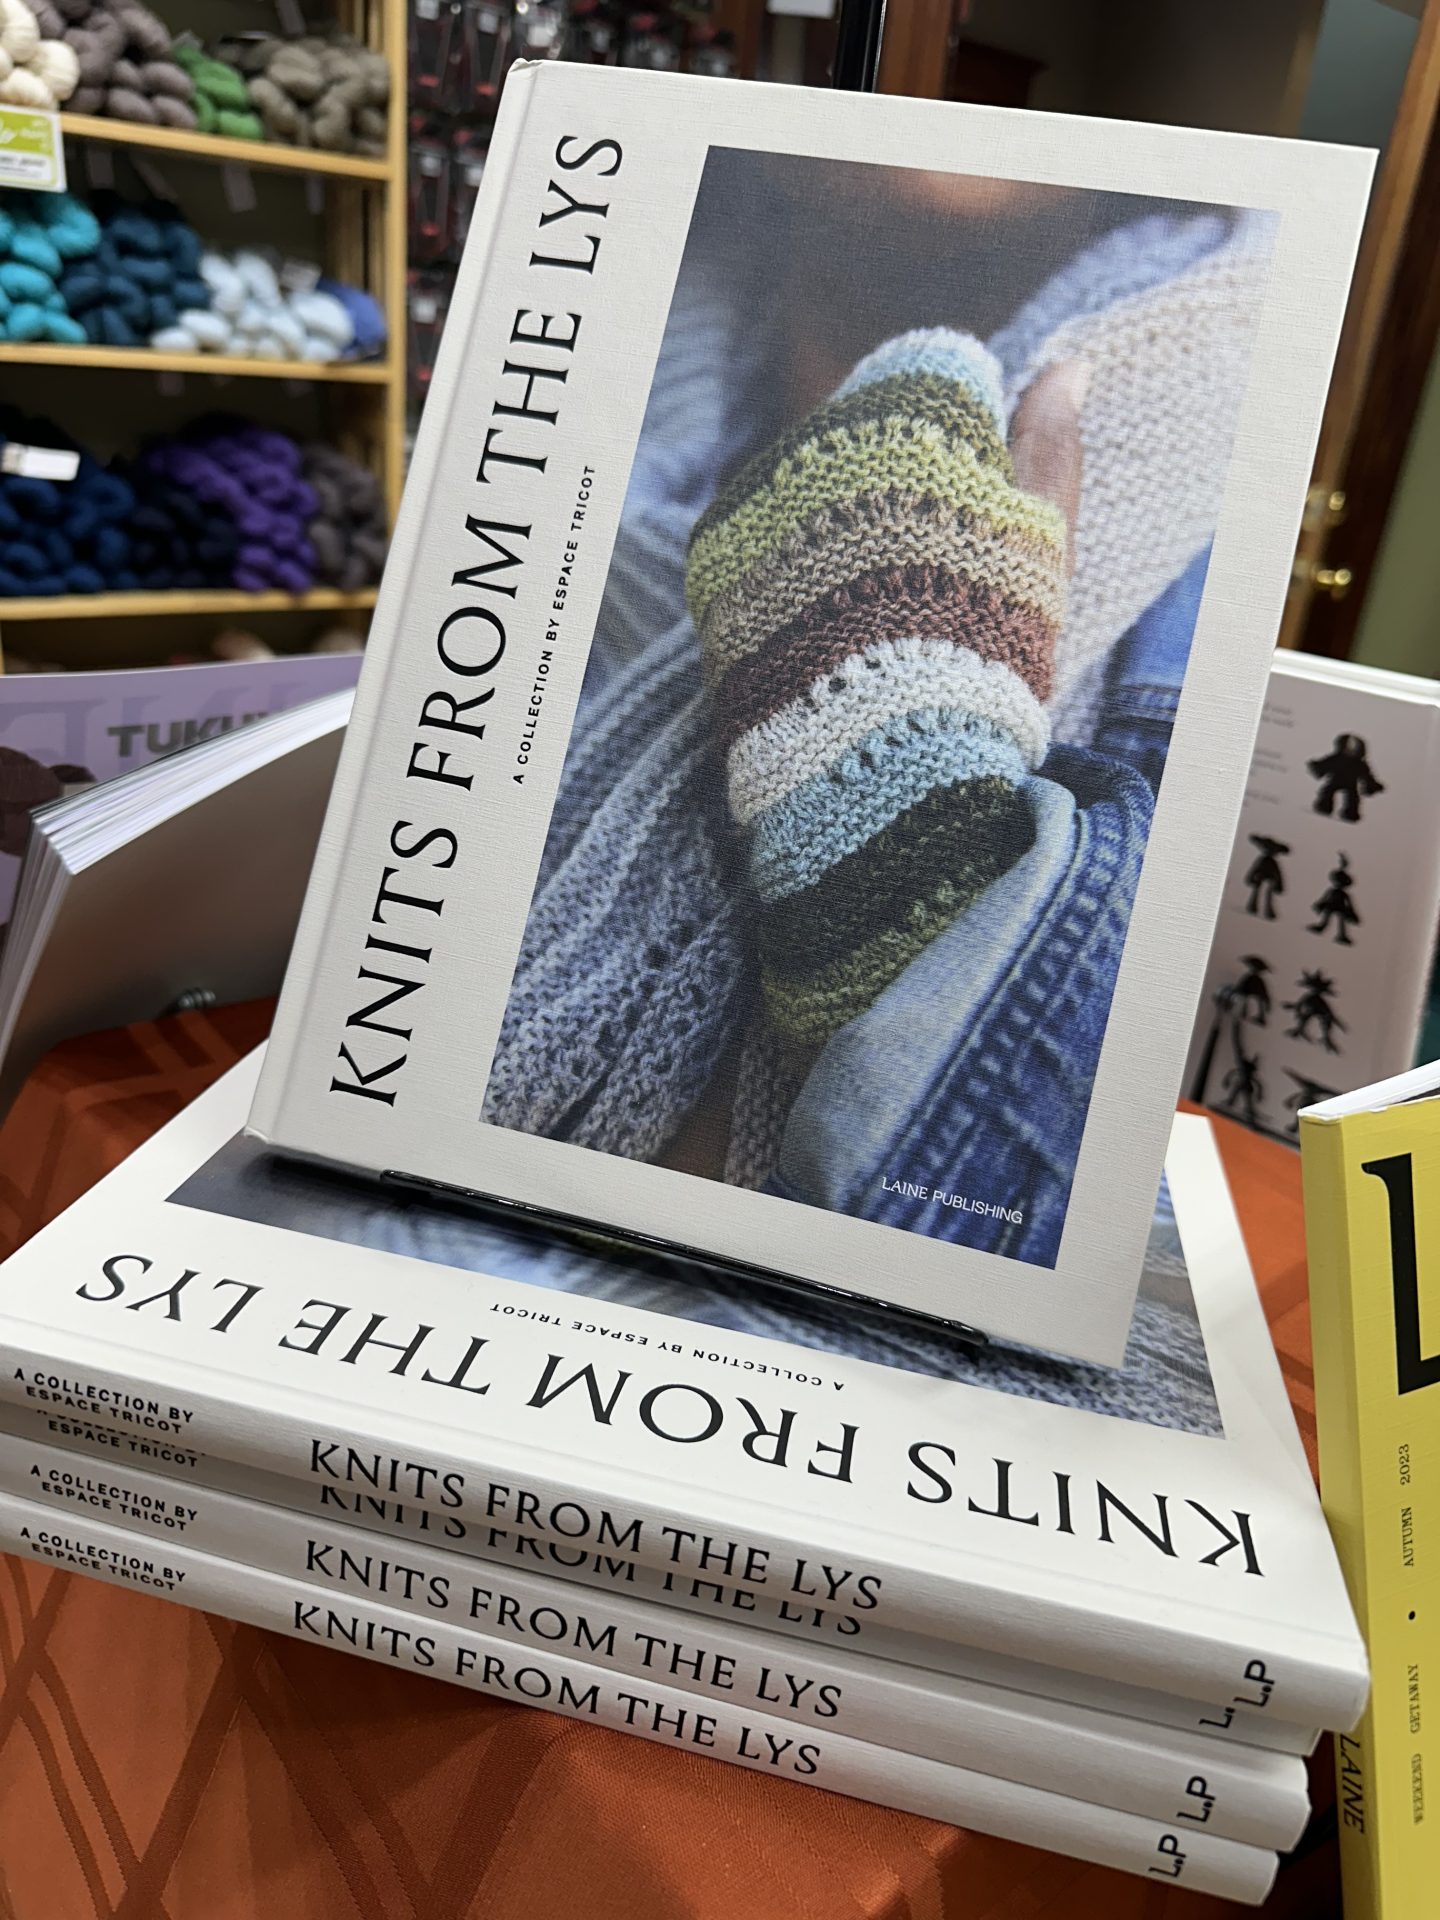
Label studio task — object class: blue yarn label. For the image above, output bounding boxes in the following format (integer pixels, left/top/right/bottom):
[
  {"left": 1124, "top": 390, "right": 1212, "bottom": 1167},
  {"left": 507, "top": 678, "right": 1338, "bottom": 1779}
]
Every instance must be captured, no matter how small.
[{"left": 0, "top": 110, "right": 65, "bottom": 195}]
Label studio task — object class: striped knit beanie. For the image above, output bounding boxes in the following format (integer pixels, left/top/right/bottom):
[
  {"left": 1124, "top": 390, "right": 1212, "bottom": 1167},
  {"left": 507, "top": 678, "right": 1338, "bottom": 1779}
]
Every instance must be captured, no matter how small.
[{"left": 686, "top": 328, "right": 1068, "bottom": 1052}]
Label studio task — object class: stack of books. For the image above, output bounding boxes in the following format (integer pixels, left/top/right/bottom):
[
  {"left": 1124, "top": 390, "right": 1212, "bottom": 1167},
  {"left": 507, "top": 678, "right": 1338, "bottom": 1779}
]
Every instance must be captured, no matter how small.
[
  {"left": 0, "top": 1062, "right": 1369, "bottom": 1904},
  {"left": 0, "top": 61, "right": 1378, "bottom": 1902}
]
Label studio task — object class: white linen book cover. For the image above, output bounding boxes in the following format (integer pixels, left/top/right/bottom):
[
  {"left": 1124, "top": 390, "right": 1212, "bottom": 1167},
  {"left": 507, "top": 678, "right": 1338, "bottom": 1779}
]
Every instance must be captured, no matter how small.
[
  {"left": 1186, "top": 651, "right": 1440, "bottom": 1140},
  {"left": 0, "top": 1494, "right": 1280, "bottom": 1904},
  {"left": 245, "top": 62, "right": 1373, "bottom": 1365},
  {"left": 0, "top": 1049, "right": 1368, "bottom": 1730}
]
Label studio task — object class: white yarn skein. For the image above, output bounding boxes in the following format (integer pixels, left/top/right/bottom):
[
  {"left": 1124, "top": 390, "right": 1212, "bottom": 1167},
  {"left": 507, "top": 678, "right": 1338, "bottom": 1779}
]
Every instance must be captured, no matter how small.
[
  {"left": 0, "top": 0, "right": 79, "bottom": 108},
  {"left": 150, "top": 249, "right": 357, "bottom": 362}
]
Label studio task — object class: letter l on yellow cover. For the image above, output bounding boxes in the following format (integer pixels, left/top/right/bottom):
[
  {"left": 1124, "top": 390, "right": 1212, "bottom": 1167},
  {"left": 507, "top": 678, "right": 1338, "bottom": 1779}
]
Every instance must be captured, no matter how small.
[{"left": 1302, "top": 1060, "right": 1440, "bottom": 1919}]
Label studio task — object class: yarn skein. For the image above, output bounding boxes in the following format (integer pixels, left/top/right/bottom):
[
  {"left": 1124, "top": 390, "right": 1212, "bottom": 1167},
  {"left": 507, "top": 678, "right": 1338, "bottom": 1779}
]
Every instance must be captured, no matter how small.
[
  {"left": 0, "top": 408, "right": 134, "bottom": 595},
  {"left": 59, "top": 192, "right": 209, "bottom": 346},
  {"left": 0, "top": 0, "right": 79, "bottom": 109},
  {"left": 141, "top": 419, "right": 318, "bottom": 594},
  {"left": 302, "top": 442, "right": 386, "bottom": 589},
  {"left": 57, "top": 0, "right": 197, "bottom": 128},
  {"left": 218, "top": 30, "right": 388, "bottom": 155},
  {"left": 153, "top": 250, "right": 361, "bottom": 362},
  {"left": 0, "top": 191, "right": 98, "bottom": 342},
  {"left": 115, "top": 440, "right": 238, "bottom": 589},
  {"left": 171, "top": 39, "right": 261, "bottom": 139}
]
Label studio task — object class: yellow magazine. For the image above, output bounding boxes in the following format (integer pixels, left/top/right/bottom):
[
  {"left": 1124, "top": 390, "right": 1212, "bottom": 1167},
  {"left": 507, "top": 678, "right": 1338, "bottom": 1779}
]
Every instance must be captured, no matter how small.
[{"left": 1302, "top": 1062, "right": 1440, "bottom": 1920}]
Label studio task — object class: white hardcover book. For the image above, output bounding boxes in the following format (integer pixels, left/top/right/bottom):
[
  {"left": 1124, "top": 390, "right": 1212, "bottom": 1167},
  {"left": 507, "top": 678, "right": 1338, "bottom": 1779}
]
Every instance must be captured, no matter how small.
[
  {"left": 0, "top": 1049, "right": 1367, "bottom": 1731},
  {"left": 0, "top": 1416, "right": 1308, "bottom": 1847},
  {"left": 244, "top": 61, "right": 1373, "bottom": 1365},
  {"left": 0, "top": 689, "right": 351, "bottom": 1112},
  {"left": 0, "top": 1488, "right": 1279, "bottom": 1902},
  {"left": 1187, "top": 650, "right": 1440, "bottom": 1138},
  {"left": 7, "top": 1398, "right": 1317, "bottom": 1757}
]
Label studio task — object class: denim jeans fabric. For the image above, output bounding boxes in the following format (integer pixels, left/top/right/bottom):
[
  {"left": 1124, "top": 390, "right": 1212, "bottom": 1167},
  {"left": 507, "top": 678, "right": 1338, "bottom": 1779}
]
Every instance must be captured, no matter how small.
[
  {"left": 1092, "top": 544, "right": 1212, "bottom": 790},
  {"left": 769, "top": 745, "right": 1155, "bottom": 1269},
  {"left": 177, "top": 1138, "right": 1217, "bottom": 1434}
]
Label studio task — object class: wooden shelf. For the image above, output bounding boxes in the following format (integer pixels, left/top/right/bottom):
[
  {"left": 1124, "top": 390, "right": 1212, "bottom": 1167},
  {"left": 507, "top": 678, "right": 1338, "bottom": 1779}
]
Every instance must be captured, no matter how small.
[
  {"left": 0, "top": 589, "right": 380, "bottom": 622},
  {"left": 0, "top": 343, "right": 392, "bottom": 383},
  {"left": 59, "top": 114, "right": 391, "bottom": 182},
  {"left": 0, "top": 2, "right": 406, "bottom": 672}
]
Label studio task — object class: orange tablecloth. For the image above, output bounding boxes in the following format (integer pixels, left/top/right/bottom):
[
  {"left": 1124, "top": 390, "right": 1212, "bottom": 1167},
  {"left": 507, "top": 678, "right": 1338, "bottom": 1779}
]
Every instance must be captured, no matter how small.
[{"left": 0, "top": 1005, "right": 1340, "bottom": 1920}]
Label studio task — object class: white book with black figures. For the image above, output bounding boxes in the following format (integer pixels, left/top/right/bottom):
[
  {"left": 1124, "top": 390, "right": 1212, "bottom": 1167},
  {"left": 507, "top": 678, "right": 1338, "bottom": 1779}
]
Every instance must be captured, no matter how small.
[
  {"left": 243, "top": 62, "right": 1372, "bottom": 1364},
  {"left": 0, "top": 1049, "right": 1367, "bottom": 1735},
  {"left": 1186, "top": 651, "right": 1440, "bottom": 1142}
]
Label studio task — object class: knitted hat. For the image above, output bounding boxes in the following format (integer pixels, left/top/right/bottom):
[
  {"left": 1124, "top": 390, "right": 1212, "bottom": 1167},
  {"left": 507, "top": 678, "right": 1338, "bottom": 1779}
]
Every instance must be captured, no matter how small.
[{"left": 686, "top": 328, "right": 1067, "bottom": 1052}]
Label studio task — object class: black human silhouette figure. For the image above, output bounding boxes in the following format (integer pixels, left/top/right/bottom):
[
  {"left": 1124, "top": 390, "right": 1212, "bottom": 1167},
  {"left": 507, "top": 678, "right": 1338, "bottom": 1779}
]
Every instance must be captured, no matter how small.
[
  {"left": 1284, "top": 970, "right": 1347, "bottom": 1052},
  {"left": 1283, "top": 1068, "right": 1339, "bottom": 1137},
  {"left": 1220, "top": 1022, "right": 1265, "bottom": 1131},
  {"left": 1231, "top": 955, "right": 1272, "bottom": 1026},
  {"left": 1244, "top": 835, "right": 1289, "bottom": 919},
  {"left": 1308, "top": 733, "right": 1385, "bottom": 823},
  {"left": 1309, "top": 852, "right": 1360, "bottom": 944},
  {"left": 1188, "top": 958, "right": 1275, "bottom": 1105}
]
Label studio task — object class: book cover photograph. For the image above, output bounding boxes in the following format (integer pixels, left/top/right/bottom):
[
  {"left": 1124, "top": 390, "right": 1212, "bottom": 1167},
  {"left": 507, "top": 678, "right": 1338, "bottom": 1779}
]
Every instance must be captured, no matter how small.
[
  {"left": 248, "top": 68, "right": 1372, "bottom": 1363},
  {"left": 481, "top": 153, "right": 1271, "bottom": 1273}
]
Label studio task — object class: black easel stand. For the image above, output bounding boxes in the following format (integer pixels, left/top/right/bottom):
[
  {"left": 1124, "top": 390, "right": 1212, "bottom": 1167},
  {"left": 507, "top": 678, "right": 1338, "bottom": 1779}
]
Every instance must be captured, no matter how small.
[{"left": 831, "top": 0, "right": 887, "bottom": 93}]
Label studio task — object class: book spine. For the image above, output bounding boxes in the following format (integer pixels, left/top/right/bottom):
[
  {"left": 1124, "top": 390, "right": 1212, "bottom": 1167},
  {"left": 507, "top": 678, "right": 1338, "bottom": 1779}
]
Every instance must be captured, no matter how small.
[
  {"left": 5, "top": 1396, "right": 1316, "bottom": 1757},
  {"left": 0, "top": 1485, "right": 1278, "bottom": 1903},
  {"left": 1302, "top": 1101, "right": 1431, "bottom": 1920},
  {"left": 0, "top": 1418, "right": 1307, "bottom": 1848},
  {"left": 0, "top": 1319, "right": 1354, "bottom": 1730}
]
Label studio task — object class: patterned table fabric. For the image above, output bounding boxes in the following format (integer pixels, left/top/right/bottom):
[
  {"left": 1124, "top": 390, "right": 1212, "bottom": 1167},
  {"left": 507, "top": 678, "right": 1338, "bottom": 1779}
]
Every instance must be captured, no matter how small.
[{"left": 0, "top": 1005, "right": 1338, "bottom": 1919}]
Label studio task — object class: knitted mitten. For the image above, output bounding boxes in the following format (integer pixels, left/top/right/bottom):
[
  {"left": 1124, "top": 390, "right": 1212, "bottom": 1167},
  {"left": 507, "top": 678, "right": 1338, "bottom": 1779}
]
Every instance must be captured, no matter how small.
[{"left": 686, "top": 328, "right": 1068, "bottom": 1052}]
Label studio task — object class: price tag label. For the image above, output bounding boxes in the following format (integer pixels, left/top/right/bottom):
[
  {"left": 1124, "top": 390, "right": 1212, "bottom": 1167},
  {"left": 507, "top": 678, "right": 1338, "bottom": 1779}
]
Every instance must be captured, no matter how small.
[
  {"left": 0, "top": 108, "right": 65, "bottom": 192},
  {"left": 0, "top": 443, "right": 81, "bottom": 481},
  {"left": 222, "top": 163, "right": 258, "bottom": 212},
  {"left": 131, "top": 156, "right": 173, "bottom": 201},
  {"left": 280, "top": 256, "right": 322, "bottom": 293}
]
